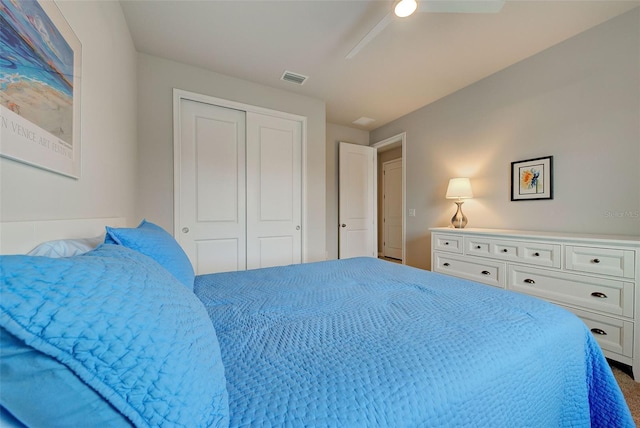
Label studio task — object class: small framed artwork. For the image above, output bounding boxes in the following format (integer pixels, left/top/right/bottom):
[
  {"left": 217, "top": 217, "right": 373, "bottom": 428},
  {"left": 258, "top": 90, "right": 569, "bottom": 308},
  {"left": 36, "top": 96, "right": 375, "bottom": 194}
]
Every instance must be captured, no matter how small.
[
  {"left": 511, "top": 156, "right": 553, "bottom": 201},
  {"left": 0, "top": 0, "right": 82, "bottom": 178}
]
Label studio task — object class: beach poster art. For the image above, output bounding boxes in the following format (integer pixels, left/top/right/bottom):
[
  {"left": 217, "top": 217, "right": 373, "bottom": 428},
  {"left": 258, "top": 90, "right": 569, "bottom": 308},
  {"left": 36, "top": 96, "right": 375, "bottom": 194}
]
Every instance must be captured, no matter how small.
[{"left": 0, "top": 0, "right": 81, "bottom": 178}]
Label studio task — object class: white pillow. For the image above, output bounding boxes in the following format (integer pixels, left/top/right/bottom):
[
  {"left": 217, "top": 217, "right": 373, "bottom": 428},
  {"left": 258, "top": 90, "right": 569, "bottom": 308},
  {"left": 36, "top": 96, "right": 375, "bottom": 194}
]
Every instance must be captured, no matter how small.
[{"left": 27, "top": 236, "right": 104, "bottom": 258}]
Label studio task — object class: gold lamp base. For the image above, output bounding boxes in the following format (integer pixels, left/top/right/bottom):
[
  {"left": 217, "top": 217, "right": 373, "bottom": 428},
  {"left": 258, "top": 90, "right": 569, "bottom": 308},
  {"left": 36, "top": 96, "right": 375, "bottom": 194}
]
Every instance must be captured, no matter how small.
[{"left": 451, "top": 201, "right": 468, "bottom": 228}]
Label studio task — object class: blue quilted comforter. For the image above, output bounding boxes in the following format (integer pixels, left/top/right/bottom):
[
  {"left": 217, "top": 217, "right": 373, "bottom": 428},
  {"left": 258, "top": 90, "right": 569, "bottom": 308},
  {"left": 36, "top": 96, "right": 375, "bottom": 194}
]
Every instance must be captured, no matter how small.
[{"left": 195, "top": 257, "right": 634, "bottom": 427}]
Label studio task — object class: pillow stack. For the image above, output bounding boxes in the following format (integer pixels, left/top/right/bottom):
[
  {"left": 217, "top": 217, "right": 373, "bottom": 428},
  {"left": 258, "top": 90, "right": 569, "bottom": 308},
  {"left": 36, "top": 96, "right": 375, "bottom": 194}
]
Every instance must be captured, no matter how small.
[{"left": 0, "top": 237, "right": 228, "bottom": 427}]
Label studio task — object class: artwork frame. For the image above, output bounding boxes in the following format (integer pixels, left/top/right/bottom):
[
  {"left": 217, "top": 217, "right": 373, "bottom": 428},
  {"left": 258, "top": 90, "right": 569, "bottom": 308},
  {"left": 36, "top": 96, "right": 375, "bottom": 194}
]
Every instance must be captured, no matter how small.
[
  {"left": 510, "top": 156, "right": 553, "bottom": 201},
  {"left": 0, "top": 0, "right": 82, "bottom": 179}
]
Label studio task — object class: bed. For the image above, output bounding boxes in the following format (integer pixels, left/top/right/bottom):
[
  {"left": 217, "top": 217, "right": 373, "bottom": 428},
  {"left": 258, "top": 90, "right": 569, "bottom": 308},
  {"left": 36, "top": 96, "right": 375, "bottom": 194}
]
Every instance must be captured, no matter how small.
[{"left": 0, "top": 220, "right": 634, "bottom": 427}]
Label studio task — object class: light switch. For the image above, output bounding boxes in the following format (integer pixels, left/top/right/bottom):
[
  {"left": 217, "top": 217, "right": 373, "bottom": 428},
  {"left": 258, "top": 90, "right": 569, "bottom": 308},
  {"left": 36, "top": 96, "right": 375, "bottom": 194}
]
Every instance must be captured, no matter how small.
[{"left": 408, "top": 209, "right": 416, "bottom": 217}]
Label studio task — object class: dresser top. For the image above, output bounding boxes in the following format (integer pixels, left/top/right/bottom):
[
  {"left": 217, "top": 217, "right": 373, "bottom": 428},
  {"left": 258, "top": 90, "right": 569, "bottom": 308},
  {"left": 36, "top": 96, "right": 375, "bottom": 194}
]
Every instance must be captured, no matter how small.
[{"left": 429, "top": 227, "right": 640, "bottom": 246}]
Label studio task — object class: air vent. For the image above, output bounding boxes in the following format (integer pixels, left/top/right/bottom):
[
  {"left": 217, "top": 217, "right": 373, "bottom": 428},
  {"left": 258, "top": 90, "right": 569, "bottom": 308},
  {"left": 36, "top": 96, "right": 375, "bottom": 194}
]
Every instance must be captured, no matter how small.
[
  {"left": 281, "top": 70, "right": 308, "bottom": 85},
  {"left": 352, "top": 117, "right": 375, "bottom": 127}
]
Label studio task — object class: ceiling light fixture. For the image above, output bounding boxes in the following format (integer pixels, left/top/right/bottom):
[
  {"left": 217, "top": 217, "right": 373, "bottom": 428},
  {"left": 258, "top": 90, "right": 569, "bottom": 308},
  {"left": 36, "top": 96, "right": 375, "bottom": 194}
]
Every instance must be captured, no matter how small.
[{"left": 394, "top": 0, "right": 417, "bottom": 18}]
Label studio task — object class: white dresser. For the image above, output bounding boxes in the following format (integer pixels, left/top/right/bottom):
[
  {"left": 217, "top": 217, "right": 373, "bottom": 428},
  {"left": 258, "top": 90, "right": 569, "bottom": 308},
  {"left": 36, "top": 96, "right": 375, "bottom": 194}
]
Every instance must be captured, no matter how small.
[{"left": 430, "top": 227, "right": 640, "bottom": 380}]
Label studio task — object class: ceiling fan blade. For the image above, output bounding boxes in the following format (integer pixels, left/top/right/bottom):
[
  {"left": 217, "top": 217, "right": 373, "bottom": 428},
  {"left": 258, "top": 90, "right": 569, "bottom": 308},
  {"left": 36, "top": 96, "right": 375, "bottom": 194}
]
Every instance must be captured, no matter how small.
[
  {"left": 345, "top": 11, "right": 393, "bottom": 60},
  {"left": 345, "top": 0, "right": 504, "bottom": 60},
  {"left": 417, "top": 0, "right": 505, "bottom": 14}
]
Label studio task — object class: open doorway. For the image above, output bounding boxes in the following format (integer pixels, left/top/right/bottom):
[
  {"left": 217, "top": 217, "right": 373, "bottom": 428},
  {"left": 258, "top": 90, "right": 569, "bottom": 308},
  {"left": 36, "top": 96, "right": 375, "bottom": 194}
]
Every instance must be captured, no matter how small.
[{"left": 372, "top": 133, "right": 405, "bottom": 264}]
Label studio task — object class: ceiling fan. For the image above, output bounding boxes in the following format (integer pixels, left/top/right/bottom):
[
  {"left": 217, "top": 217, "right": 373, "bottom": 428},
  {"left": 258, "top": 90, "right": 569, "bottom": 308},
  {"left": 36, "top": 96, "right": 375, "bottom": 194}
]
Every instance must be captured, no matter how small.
[{"left": 345, "top": 0, "right": 506, "bottom": 59}]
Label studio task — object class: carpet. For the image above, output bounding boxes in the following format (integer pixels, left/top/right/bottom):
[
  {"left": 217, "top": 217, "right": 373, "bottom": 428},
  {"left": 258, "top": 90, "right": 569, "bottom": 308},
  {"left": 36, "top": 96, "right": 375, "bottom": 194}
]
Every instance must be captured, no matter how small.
[{"left": 611, "top": 362, "right": 639, "bottom": 426}]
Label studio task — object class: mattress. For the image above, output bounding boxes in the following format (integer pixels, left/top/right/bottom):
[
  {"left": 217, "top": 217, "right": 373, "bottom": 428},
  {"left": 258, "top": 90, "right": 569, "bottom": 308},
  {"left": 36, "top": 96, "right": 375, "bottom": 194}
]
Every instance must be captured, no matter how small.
[{"left": 194, "top": 257, "right": 634, "bottom": 427}]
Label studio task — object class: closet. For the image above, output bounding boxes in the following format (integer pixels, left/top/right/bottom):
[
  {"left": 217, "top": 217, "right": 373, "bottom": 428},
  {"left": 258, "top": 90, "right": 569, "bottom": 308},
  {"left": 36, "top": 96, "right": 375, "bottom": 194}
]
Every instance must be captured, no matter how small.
[{"left": 174, "top": 94, "right": 303, "bottom": 275}]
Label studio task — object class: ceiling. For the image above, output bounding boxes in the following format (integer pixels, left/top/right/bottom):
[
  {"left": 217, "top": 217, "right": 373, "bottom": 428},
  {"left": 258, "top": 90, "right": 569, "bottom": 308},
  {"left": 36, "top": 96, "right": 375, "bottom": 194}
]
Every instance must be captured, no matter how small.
[{"left": 120, "top": 0, "right": 639, "bottom": 131}]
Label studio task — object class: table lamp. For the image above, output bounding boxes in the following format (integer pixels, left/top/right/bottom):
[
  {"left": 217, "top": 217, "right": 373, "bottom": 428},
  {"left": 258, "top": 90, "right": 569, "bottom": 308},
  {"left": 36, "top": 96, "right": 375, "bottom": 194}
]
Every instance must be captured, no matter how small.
[{"left": 446, "top": 178, "right": 473, "bottom": 228}]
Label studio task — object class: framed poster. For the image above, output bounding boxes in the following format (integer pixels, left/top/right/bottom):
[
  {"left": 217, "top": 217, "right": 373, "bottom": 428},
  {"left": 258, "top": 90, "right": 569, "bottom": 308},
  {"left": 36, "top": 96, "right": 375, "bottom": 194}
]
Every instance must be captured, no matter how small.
[
  {"left": 511, "top": 156, "right": 553, "bottom": 201},
  {"left": 0, "top": 0, "right": 82, "bottom": 178}
]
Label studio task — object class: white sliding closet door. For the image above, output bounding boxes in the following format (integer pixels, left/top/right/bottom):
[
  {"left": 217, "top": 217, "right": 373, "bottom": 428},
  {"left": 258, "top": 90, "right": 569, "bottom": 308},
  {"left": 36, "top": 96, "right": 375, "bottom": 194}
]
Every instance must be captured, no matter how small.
[
  {"left": 178, "top": 99, "right": 247, "bottom": 274},
  {"left": 176, "top": 95, "right": 303, "bottom": 274},
  {"left": 246, "top": 112, "right": 302, "bottom": 269}
]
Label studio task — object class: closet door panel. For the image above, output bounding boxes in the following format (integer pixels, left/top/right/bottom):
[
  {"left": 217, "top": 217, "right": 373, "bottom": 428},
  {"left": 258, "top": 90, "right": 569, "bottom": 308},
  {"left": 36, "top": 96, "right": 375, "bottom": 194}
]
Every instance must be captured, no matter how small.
[
  {"left": 178, "top": 100, "right": 246, "bottom": 274},
  {"left": 258, "top": 236, "right": 294, "bottom": 268},
  {"left": 195, "top": 117, "right": 239, "bottom": 222},
  {"left": 246, "top": 112, "right": 302, "bottom": 269},
  {"left": 259, "top": 128, "right": 294, "bottom": 221},
  {"left": 195, "top": 239, "right": 240, "bottom": 275}
]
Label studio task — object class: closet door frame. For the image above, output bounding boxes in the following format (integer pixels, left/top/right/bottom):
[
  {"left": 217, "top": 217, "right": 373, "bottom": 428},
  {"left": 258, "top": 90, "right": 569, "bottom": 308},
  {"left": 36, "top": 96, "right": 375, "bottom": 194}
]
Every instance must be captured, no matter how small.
[{"left": 172, "top": 88, "right": 309, "bottom": 264}]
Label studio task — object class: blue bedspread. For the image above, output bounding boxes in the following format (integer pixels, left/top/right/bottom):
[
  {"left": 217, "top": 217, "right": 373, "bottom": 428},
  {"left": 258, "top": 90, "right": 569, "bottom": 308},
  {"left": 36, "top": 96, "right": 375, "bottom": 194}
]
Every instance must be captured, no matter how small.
[{"left": 195, "top": 257, "right": 634, "bottom": 427}]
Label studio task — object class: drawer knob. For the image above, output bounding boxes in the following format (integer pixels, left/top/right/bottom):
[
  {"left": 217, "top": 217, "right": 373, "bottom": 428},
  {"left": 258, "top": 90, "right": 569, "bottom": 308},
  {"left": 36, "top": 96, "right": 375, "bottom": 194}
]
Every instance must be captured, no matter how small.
[
  {"left": 443, "top": 263, "right": 450, "bottom": 267},
  {"left": 590, "top": 292, "right": 608, "bottom": 299},
  {"left": 590, "top": 328, "right": 607, "bottom": 336},
  {"left": 591, "top": 258, "right": 600, "bottom": 264},
  {"left": 475, "top": 245, "right": 481, "bottom": 249},
  {"left": 524, "top": 278, "right": 535, "bottom": 284},
  {"left": 502, "top": 249, "right": 508, "bottom": 253},
  {"left": 532, "top": 252, "right": 540, "bottom": 257},
  {"left": 481, "top": 270, "right": 491, "bottom": 275},
  {"left": 444, "top": 242, "right": 449, "bottom": 245}
]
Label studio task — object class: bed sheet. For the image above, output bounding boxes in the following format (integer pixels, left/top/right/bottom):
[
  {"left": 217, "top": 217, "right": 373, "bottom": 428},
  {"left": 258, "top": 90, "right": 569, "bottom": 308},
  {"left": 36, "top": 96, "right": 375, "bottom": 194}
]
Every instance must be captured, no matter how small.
[{"left": 194, "top": 257, "right": 633, "bottom": 427}]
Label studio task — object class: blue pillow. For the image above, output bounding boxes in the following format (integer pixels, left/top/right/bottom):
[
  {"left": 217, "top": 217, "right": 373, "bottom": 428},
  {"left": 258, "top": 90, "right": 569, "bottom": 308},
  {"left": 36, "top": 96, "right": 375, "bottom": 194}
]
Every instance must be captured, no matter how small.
[
  {"left": 0, "top": 245, "right": 229, "bottom": 427},
  {"left": 105, "top": 219, "right": 195, "bottom": 290}
]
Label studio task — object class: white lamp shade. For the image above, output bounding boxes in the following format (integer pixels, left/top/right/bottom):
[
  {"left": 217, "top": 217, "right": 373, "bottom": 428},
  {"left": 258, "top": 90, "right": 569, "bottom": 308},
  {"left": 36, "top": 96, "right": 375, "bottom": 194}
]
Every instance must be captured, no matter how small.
[
  {"left": 394, "top": 0, "right": 417, "bottom": 17},
  {"left": 446, "top": 178, "right": 473, "bottom": 199}
]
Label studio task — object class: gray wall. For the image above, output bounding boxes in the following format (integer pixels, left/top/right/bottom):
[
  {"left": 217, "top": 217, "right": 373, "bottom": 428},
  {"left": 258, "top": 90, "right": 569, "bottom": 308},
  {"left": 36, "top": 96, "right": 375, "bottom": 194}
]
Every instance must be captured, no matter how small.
[
  {"left": 370, "top": 9, "right": 640, "bottom": 270},
  {"left": 326, "top": 123, "right": 370, "bottom": 260},
  {"left": 0, "top": 1, "right": 138, "bottom": 225},
  {"left": 137, "top": 54, "right": 327, "bottom": 262}
]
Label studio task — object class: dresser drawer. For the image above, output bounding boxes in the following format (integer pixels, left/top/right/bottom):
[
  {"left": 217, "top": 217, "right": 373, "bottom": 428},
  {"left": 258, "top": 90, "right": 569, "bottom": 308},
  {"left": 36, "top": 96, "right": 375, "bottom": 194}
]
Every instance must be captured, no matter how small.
[
  {"left": 433, "top": 253, "right": 505, "bottom": 288},
  {"left": 432, "top": 233, "right": 463, "bottom": 254},
  {"left": 465, "top": 237, "right": 561, "bottom": 268},
  {"left": 566, "top": 246, "right": 635, "bottom": 279},
  {"left": 429, "top": 226, "right": 640, "bottom": 376},
  {"left": 562, "top": 306, "right": 634, "bottom": 358},
  {"left": 508, "top": 266, "right": 634, "bottom": 317}
]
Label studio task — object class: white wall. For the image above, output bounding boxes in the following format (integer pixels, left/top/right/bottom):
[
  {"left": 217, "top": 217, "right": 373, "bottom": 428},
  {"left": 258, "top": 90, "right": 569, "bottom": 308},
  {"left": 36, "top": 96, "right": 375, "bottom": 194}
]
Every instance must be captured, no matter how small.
[
  {"left": 0, "top": 1, "right": 138, "bottom": 226},
  {"left": 325, "top": 123, "right": 370, "bottom": 260},
  {"left": 137, "top": 54, "right": 327, "bottom": 262},
  {"left": 370, "top": 9, "right": 640, "bottom": 270}
]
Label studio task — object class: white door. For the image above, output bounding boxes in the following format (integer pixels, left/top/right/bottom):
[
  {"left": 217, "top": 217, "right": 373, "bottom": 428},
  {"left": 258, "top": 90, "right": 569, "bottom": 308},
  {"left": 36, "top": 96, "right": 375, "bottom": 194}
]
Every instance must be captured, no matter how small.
[
  {"left": 246, "top": 112, "right": 302, "bottom": 269},
  {"left": 177, "top": 99, "right": 247, "bottom": 274},
  {"left": 383, "top": 158, "right": 402, "bottom": 260},
  {"left": 338, "top": 142, "right": 377, "bottom": 259}
]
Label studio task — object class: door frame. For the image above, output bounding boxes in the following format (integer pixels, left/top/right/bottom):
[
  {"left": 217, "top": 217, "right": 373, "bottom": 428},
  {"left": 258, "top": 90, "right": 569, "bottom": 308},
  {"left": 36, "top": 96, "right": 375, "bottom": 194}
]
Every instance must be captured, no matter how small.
[
  {"left": 372, "top": 132, "right": 406, "bottom": 264},
  {"left": 172, "top": 88, "right": 309, "bottom": 262}
]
